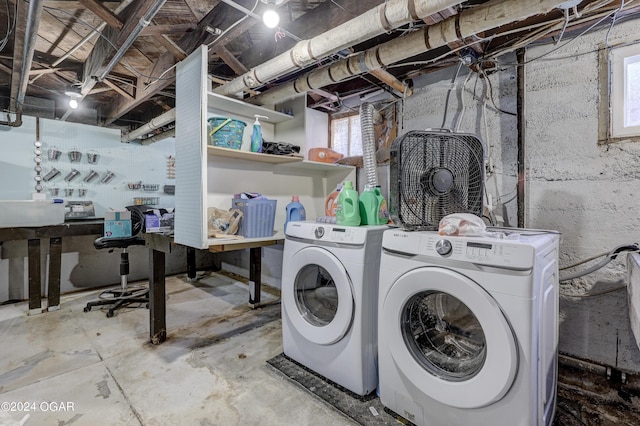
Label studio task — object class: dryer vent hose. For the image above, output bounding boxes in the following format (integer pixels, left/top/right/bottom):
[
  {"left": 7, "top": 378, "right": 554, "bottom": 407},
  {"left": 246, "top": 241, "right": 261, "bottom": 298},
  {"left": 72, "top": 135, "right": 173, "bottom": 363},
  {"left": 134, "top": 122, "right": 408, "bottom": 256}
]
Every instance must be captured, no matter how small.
[
  {"left": 559, "top": 243, "right": 640, "bottom": 282},
  {"left": 360, "top": 102, "right": 378, "bottom": 187}
]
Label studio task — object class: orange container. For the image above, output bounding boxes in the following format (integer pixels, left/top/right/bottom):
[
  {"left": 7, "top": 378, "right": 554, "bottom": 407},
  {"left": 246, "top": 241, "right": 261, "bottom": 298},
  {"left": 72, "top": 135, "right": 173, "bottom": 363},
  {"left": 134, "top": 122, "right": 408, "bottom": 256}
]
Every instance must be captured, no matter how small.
[
  {"left": 309, "top": 148, "right": 344, "bottom": 163},
  {"left": 325, "top": 184, "right": 342, "bottom": 216}
]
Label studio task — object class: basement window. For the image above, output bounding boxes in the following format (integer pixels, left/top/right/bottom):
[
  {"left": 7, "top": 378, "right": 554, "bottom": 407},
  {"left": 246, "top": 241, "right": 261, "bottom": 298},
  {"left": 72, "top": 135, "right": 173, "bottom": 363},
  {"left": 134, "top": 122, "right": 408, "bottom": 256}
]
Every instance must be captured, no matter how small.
[
  {"left": 330, "top": 114, "right": 363, "bottom": 157},
  {"left": 610, "top": 43, "right": 640, "bottom": 138}
]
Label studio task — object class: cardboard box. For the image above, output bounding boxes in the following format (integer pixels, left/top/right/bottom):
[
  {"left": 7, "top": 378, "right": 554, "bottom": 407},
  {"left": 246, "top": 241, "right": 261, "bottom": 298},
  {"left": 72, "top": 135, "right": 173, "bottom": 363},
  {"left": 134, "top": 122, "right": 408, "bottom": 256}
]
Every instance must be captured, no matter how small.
[
  {"left": 104, "top": 210, "right": 132, "bottom": 238},
  {"left": 145, "top": 210, "right": 174, "bottom": 234}
]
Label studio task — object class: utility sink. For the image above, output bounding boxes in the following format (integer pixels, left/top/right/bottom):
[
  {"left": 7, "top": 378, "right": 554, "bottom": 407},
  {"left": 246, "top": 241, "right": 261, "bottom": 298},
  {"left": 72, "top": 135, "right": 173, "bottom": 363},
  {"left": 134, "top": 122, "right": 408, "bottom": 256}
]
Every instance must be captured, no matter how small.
[{"left": 0, "top": 199, "right": 66, "bottom": 228}]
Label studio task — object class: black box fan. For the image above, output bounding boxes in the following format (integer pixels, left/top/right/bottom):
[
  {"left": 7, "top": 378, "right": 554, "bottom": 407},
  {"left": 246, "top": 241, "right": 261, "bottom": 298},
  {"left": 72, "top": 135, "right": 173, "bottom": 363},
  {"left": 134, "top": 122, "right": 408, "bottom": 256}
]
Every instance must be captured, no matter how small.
[{"left": 389, "top": 129, "right": 484, "bottom": 230}]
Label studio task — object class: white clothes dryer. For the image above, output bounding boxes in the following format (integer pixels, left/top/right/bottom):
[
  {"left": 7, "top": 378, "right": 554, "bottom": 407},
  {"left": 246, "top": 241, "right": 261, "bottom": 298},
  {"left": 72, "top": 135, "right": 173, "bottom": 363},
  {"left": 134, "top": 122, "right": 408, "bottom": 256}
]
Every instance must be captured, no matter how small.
[
  {"left": 282, "top": 221, "right": 387, "bottom": 396},
  {"left": 378, "top": 229, "right": 559, "bottom": 426}
]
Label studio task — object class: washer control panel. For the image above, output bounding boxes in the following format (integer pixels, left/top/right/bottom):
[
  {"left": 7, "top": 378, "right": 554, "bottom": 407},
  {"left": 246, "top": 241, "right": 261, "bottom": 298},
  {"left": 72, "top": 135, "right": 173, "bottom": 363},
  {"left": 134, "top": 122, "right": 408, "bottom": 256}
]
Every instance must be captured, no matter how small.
[{"left": 287, "top": 222, "right": 368, "bottom": 245}]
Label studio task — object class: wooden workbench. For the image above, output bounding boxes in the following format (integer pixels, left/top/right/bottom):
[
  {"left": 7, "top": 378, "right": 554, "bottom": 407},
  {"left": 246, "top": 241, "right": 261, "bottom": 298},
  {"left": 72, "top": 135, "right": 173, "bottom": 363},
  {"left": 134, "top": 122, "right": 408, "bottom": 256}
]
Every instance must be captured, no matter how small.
[
  {"left": 0, "top": 221, "right": 104, "bottom": 314},
  {"left": 143, "top": 233, "right": 283, "bottom": 345}
]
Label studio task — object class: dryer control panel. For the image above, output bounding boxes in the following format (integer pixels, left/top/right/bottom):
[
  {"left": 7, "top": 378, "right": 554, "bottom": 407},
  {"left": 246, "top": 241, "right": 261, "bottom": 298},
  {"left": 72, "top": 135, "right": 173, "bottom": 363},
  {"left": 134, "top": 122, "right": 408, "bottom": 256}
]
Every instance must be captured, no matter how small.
[{"left": 286, "top": 221, "right": 386, "bottom": 245}]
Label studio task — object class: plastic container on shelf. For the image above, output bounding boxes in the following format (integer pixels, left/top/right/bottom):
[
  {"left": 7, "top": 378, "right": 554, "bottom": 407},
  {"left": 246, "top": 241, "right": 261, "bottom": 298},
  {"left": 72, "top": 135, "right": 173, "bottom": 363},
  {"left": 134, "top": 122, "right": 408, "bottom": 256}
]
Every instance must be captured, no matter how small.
[
  {"left": 232, "top": 198, "right": 277, "bottom": 238},
  {"left": 284, "top": 195, "right": 306, "bottom": 232},
  {"left": 251, "top": 115, "right": 268, "bottom": 153},
  {"left": 336, "top": 180, "right": 360, "bottom": 226},
  {"left": 208, "top": 117, "right": 247, "bottom": 150}
]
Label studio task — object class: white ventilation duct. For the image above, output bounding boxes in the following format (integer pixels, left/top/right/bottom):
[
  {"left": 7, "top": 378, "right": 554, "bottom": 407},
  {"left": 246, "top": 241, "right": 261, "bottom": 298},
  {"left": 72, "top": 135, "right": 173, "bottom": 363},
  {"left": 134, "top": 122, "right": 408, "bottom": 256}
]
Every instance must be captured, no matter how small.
[
  {"left": 250, "top": 0, "right": 573, "bottom": 106},
  {"left": 214, "top": 0, "right": 467, "bottom": 97}
]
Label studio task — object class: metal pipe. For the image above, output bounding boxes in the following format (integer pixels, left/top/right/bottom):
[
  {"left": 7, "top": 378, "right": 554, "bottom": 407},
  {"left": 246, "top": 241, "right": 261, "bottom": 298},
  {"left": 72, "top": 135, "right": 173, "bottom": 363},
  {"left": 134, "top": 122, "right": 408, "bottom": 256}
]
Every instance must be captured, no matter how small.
[
  {"left": 250, "top": 0, "right": 572, "bottom": 106},
  {"left": 516, "top": 48, "right": 526, "bottom": 228},
  {"left": 16, "top": 0, "right": 44, "bottom": 113},
  {"left": 97, "top": 0, "right": 166, "bottom": 82},
  {"left": 121, "top": 108, "right": 176, "bottom": 142},
  {"left": 214, "top": 0, "right": 466, "bottom": 96},
  {"left": 0, "top": 113, "right": 22, "bottom": 128}
]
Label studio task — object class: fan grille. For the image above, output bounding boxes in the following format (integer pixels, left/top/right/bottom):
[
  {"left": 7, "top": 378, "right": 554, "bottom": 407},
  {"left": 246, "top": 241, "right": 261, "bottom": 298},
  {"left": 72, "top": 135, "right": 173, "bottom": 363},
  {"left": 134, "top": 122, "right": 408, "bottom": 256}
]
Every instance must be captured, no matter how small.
[{"left": 390, "top": 131, "right": 484, "bottom": 230}]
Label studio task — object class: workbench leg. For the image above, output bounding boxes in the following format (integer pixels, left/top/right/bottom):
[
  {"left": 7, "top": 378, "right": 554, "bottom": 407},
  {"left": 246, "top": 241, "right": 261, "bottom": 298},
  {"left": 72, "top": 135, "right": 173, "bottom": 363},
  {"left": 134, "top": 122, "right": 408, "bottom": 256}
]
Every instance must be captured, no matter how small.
[
  {"left": 148, "top": 248, "right": 166, "bottom": 345},
  {"left": 27, "top": 239, "right": 42, "bottom": 315},
  {"left": 187, "top": 247, "right": 196, "bottom": 281},
  {"left": 249, "top": 247, "right": 261, "bottom": 308},
  {"left": 47, "top": 237, "right": 62, "bottom": 311}
]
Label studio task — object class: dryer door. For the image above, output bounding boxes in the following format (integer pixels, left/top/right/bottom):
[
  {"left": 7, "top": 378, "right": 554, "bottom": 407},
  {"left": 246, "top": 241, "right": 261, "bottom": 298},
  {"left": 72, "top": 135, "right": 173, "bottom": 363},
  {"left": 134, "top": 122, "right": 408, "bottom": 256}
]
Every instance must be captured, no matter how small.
[
  {"left": 381, "top": 266, "right": 518, "bottom": 409},
  {"left": 283, "top": 246, "right": 354, "bottom": 345}
]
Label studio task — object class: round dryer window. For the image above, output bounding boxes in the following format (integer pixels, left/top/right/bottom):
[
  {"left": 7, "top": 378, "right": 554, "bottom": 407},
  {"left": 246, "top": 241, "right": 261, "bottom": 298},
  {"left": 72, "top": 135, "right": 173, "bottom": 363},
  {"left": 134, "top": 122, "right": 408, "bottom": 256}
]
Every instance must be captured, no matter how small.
[
  {"left": 402, "top": 291, "right": 486, "bottom": 381},
  {"left": 295, "top": 264, "right": 338, "bottom": 326},
  {"left": 283, "top": 246, "right": 354, "bottom": 345}
]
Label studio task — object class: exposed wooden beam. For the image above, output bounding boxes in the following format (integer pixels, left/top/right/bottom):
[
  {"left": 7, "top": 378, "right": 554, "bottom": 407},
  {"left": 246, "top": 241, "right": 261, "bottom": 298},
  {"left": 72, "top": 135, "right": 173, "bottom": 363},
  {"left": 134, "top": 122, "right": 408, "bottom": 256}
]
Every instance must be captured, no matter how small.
[
  {"left": 81, "top": 0, "right": 164, "bottom": 95},
  {"left": 103, "top": 78, "right": 136, "bottom": 100},
  {"left": 79, "top": 0, "right": 123, "bottom": 30},
  {"left": 369, "top": 68, "right": 412, "bottom": 96},
  {"left": 183, "top": 0, "right": 218, "bottom": 20},
  {"left": 103, "top": 0, "right": 256, "bottom": 124},
  {"left": 153, "top": 35, "right": 187, "bottom": 61},
  {"left": 29, "top": 68, "right": 61, "bottom": 76},
  {"left": 43, "top": 1, "right": 120, "bottom": 9},
  {"left": 213, "top": 45, "right": 248, "bottom": 75},
  {"left": 0, "top": 62, "right": 12, "bottom": 75},
  {"left": 140, "top": 24, "right": 196, "bottom": 36}
]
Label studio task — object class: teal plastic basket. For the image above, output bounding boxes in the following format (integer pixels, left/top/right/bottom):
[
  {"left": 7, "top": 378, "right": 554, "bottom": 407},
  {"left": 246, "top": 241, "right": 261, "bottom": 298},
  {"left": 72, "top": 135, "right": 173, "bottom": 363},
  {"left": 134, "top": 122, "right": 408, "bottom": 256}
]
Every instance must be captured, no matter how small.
[{"left": 208, "top": 117, "right": 247, "bottom": 149}]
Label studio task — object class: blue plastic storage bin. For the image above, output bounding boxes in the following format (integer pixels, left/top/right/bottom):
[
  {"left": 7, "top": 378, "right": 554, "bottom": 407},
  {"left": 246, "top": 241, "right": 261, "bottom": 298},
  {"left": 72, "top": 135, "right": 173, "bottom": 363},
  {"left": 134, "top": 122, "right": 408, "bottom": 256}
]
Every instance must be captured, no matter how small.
[{"left": 232, "top": 198, "right": 277, "bottom": 238}]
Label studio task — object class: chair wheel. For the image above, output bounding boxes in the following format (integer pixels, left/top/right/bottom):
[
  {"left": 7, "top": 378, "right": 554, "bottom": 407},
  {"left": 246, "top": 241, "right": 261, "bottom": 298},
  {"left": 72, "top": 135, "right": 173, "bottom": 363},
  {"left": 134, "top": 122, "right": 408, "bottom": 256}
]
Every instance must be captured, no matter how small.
[
  {"left": 106, "top": 310, "right": 115, "bottom": 318},
  {"left": 84, "top": 306, "right": 91, "bottom": 312},
  {"left": 146, "top": 303, "right": 149, "bottom": 309}
]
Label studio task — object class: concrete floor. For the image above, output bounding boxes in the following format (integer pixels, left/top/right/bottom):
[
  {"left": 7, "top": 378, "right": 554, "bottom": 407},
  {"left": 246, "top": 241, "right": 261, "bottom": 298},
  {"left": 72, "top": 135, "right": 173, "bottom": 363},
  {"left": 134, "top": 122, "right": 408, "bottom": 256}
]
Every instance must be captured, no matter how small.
[
  {"left": 0, "top": 272, "right": 356, "bottom": 426},
  {"left": 1, "top": 270, "right": 639, "bottom": 426}
]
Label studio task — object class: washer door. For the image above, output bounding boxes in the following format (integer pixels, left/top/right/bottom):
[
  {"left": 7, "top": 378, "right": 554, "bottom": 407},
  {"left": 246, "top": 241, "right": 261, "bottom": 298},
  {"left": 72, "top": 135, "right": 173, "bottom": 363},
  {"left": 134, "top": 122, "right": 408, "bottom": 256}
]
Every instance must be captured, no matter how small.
[
  {"left": 381, "top": 266, "right": 518, "bottom": 409},
  {"left": 283, "top": 246, "right": 354, "bottom": 345}
]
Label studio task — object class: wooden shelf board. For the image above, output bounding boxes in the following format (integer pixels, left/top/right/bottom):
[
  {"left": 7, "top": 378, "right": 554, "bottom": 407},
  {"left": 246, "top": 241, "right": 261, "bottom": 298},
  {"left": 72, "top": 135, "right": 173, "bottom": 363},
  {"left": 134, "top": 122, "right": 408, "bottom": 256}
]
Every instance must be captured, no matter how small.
[
  {"left": 206, "top": 92, "right": 293, "bottom": 124},
  {"left": 207, "top": 234, "right": 284, "bottom": 252},
  {"left": 207, "top": 146, "right": 304, "bottom": 163}
]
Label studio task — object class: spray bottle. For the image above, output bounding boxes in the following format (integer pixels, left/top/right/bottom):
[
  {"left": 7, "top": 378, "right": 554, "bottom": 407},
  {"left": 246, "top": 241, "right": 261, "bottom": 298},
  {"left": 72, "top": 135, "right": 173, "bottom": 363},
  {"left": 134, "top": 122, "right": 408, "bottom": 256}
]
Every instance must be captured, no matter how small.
[{"left": 251, "top": 115, "right": 268, "bottom": 153}]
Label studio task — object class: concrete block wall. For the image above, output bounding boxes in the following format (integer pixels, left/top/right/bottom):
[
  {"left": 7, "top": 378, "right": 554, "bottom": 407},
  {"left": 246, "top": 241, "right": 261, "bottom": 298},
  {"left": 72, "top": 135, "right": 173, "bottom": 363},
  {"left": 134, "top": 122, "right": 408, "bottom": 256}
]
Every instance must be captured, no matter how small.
[{"left": 525, "top": 19, "right": 640, "bottom": 372}]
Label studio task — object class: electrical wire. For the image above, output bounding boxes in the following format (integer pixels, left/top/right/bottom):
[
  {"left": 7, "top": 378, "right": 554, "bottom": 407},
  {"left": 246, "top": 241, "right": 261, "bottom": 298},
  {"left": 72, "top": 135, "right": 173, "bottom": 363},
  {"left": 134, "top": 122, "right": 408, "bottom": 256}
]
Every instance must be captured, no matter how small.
[
  {"left": 0, "top": 0, "right": 17, "bottom": 52},
  {"left": 440, "top": 62, "right": 462, "bottom": 129},
  {"left": 605, "top": 0, "right": 626, "bottom": 47}
]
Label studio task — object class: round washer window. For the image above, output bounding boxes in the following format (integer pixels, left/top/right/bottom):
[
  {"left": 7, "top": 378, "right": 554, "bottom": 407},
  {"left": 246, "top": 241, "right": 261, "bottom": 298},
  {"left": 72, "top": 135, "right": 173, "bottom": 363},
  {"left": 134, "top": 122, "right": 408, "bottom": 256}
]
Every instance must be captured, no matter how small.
[
  {"left": 402, "top": 291, "right": 487, "bottom": 381},
  {"left": 295, "top": 264, "right": 338, "bottom": 326}
]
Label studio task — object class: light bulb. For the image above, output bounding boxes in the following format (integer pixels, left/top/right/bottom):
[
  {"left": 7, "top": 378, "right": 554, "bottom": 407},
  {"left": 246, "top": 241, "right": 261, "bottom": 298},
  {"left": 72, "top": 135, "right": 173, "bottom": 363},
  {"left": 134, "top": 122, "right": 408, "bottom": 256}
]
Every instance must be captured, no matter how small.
[
  {"left": 263, "top": 9, "right": 279, "bottom": 29},
  {"left": 69, "top": 99, "right": 78, "bottom": 109}
]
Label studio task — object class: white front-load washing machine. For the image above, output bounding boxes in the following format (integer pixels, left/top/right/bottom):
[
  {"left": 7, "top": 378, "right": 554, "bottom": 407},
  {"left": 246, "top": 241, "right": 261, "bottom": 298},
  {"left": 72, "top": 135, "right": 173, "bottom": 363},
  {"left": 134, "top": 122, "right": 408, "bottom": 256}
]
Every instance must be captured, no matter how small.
[
  {"left": 378, "top": 229, "right": 559, "bottom": 426},
  {"left": 282, "top": 221, "right": 387, "bottom": 396}
]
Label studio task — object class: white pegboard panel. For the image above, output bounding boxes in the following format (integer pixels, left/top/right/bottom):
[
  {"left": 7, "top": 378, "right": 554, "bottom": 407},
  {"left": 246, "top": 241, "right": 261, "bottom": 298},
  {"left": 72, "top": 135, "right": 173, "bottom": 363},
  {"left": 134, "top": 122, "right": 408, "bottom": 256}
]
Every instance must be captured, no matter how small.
[
  {"left": 174, "top": 45, "right": 208, "bottom": 249},
  {"left": 0, "top": 116, "right": 175, "bottom": 218}
]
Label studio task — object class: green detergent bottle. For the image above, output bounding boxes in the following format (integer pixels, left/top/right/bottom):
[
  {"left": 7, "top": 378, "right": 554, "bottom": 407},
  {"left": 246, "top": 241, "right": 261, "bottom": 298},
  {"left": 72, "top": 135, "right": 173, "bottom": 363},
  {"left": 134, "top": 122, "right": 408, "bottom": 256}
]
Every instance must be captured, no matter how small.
[
  {"left": 375, "top": 185, "right": 389, "bottom": 225},
  {"left": 359, "top": 184, "right": 379, "bottom": 225},
  {"left": 336, "top": 180, "right": 360, "bottom": 226}
]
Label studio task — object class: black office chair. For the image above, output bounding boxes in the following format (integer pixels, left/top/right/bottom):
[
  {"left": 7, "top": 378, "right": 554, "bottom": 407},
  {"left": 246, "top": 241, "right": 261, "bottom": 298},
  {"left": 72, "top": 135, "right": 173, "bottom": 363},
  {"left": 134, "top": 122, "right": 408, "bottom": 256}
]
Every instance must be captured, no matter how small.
[{"left": 84, "top": 206, "right": 149, "bottom": 318}]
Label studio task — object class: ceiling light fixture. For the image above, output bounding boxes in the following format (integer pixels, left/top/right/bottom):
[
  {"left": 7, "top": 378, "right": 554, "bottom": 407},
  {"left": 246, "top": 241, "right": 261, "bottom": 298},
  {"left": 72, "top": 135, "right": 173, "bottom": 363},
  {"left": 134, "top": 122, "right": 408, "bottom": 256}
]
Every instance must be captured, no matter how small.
[
  {"left": 65, "top": 87, "right": 82, "bottom": 109},
  {"left": 261, "top": 0, "right": 284, "bottom": 29}
]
